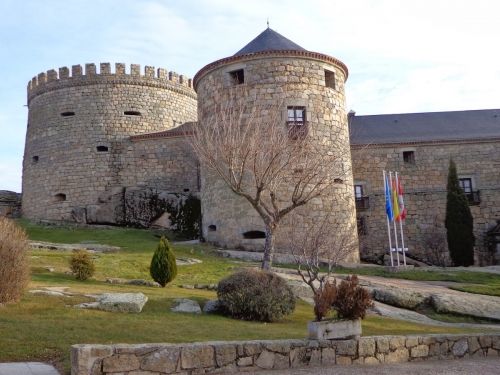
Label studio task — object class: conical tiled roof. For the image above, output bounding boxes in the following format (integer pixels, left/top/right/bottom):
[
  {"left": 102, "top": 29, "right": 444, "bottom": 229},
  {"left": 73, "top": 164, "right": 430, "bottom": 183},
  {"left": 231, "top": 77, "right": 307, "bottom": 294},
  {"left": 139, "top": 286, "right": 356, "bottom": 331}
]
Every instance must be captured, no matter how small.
[{"left": 234, "top": 28, "right": 306, "bottom": 56}]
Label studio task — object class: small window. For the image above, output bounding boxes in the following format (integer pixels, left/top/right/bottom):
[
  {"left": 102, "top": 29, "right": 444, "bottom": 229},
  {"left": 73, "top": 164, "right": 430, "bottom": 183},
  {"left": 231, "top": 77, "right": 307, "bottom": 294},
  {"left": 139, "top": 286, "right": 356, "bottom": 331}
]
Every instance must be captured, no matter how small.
[
  {"left": 242, "top": 230, "right": 266, "bottom": 239},
  {"left": 334, "top": 178, "right": 343, "bottom": 184},
  {"left": 354, "top": 185, "right": 364, "bottom": 199},
  {"left": 403, "top": 151, "right": 415, "bottom": 164},
  {"left": 229, "top": 69, "right": 244, "bottom": 85},
  {"left": 61, "top": 111, "right": 75, "bottom": 117},
  {"left": 325, "top": 69, "right": 335, "bottom": 89},
  {"left": 54, "top": 193, "right": 66, "bottom": 202},
  {"left": 96, "top": 146, "right": 108, "bottom": 152},
  {"left": 32, "top": 156, "right": 39, "bottom": 163},
  {"left": 124, "top": 111, "right": 141, "bottom": 116},
  {"left": 208, "top": 225, "right": 217, "bottom": 232},
  {"left": 458, "top": 178, "right": 480, "bottom": 205},
  {"left": 287, "top": 106, "right": 306, "bottom": 125}
]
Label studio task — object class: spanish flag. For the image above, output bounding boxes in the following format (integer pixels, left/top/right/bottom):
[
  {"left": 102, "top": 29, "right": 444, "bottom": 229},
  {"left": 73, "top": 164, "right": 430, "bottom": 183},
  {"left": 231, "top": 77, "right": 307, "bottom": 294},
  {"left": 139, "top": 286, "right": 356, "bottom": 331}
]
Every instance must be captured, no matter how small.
[{"left": 392, "top": 177, "right": 400, "bottom": 221}]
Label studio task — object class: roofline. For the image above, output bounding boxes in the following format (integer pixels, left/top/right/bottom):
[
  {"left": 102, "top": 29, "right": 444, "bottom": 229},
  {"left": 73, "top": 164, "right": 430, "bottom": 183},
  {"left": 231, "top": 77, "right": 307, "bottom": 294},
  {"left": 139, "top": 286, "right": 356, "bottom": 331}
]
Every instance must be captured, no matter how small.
[
  {"left": 193, "top": 50, "right": 348, "bottom": 91},
  {"left": 130, "top": 130, "right": 194, "bottom": 141},
  {"left": 351, "top": 108, "right": 500, "bottom": 118},
  {"left": 350, "top": 136, "right": 500, "bottom": 148}
]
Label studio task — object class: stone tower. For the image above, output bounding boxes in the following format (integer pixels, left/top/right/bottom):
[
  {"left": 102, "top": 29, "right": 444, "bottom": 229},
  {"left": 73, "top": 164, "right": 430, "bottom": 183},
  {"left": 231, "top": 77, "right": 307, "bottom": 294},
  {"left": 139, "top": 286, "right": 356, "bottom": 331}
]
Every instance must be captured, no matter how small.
[
  {"left": 23, "top": 63, "right": 197, "bottom": 222},
  {"left": 194, "top": 28, "right": 359, "bottom": 261}
]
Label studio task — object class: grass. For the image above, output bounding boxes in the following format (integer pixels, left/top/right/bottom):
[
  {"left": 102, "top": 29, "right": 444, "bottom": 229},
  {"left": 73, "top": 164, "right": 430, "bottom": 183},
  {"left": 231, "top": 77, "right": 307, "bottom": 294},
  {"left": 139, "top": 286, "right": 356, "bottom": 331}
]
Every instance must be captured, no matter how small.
[{"left": 1, "top": 220, "right": 498, "bottom": 373}]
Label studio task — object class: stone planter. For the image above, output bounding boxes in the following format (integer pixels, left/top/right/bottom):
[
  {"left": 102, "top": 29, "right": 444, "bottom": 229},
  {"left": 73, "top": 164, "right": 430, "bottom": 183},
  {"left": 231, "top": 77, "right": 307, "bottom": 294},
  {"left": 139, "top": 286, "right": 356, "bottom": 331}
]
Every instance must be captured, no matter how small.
[{"left": 307, "top": 318, "right": 361, "bottom": 340}]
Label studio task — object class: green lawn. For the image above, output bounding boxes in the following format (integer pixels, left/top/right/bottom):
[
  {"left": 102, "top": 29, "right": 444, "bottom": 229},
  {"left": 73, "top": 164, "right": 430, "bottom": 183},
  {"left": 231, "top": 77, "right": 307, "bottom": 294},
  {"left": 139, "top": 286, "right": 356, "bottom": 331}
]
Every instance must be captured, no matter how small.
[{"left": 1, "top": 220, "right": 497, "bottom": 374}]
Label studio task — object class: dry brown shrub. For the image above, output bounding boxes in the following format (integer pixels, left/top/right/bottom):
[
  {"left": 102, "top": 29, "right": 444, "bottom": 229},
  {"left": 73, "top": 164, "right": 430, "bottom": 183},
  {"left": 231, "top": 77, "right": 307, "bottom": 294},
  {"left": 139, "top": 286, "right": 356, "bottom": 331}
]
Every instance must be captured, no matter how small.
[
  {"left": 0, "top": 218, "right": 30, "bottom": 303},
  {"left": 333, "top": 275, "right": 373, "bottom": 320},
  {"left": 313, "top": 280, "right": 337, "bottom": 321}
]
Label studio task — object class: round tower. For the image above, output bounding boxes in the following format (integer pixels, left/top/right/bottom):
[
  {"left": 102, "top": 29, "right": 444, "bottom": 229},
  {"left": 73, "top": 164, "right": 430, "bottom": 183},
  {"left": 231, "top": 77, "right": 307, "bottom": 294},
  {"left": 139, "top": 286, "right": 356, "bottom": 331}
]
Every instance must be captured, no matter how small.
[
  {"left": 23, "top": 63, "right": 197, "bottom": 221},
  {"left": 194, "top": 28, "right": 359, "bottom": 261}
]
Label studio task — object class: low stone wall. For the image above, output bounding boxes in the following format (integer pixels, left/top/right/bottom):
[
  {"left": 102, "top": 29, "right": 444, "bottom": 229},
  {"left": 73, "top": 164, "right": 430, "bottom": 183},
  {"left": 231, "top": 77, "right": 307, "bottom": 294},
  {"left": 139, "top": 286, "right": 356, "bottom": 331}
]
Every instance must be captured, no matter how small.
[{"left": 71, "top": 334, "right": 500, "bottom": 375}]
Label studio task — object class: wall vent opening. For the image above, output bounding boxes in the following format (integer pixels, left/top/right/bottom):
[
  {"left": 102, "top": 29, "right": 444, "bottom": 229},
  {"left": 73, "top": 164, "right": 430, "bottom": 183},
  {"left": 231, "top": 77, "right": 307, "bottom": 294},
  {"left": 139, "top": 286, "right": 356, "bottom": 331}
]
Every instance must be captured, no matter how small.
[
  {"left": 208, "top": 225, "right": 217, "bottom": 232},
  {"left": 229, "top": 69, "right": 245, "bottom": 85},
  {"left": 32, "top": 156, "right": 39, "bottom": 163},
  {"left": 124, "top": 111, "right": 141, "bottom": 116},
  {"left": 183, "top": 188, "right": 190, "bottom": 192},
  {"left": 96, "top": 146, "right": 109, "bottom": 152},
  {"left": 334, "top": 178, "right": 343, "bottom": 184},
  {"left": 54, "top": 193, "right": 66, "bottom": 202},
  {"left": 243, "top": 230, "right": 266, "bottom": 239},
  {"left": 61, "top": 111, "right": 75, "bottom": 117}
]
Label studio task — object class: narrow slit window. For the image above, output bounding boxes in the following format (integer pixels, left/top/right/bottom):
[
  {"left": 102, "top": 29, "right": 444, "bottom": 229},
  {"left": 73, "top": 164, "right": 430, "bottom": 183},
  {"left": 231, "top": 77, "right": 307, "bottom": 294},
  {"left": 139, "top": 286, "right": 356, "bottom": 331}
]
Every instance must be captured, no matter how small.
[
  {"left": 54, "top": 193, "right": 66, "bottom": 202},
  {"left": 96, "top": 146, "right": 108, "bottom": 152},
  {"left": 61, "top": 111, "right": 75, "bottom": 117},
  {"left": 242, "top": 230, "right": 266, "bottom": 239},
  {"left": 325, "top": 69, "right": 335, "bottom": 89},
  {"left": 229, "top": 69, "right": 244, "bottom": 85},
  {"left": 124, "top": 111, "right": 141, "bottom": 116}
]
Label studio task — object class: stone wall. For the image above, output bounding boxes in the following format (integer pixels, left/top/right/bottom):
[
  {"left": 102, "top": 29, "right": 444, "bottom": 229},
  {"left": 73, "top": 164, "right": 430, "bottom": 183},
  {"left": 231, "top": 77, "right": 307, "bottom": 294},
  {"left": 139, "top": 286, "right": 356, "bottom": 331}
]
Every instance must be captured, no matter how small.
[
  {"left": 0, "top": 190, "right": 21, "bottom": 218},
  {"left": 195, "top": 52, "right": 358, "bottom": 261},
  {"left": 23, "top": 63, "right": 197, "bottom": 222},
  {"left": 351, "top": 140, "right": 500, "bottom": 264},
  {"left": 71, "top": 334, "right": 500, "bottom": 374}
]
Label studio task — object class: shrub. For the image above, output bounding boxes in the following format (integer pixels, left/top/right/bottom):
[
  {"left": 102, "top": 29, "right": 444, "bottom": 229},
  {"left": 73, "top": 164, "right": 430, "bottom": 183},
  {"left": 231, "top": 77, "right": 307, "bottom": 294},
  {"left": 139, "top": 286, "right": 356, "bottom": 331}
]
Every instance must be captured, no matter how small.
[
  {"left": 313, "top": 280, "right": 337, "bottom": 321},
  {"left": 69, "top": 250, "right": 95, "bottom": 281},
  {"left": 0, "top": 218, "right": 30, "bottom": 303},
  {"left": 445, "top": 159, "right": 475, "bottom": 266},
  {"left": 333, "top": 275, "right": 373, "bottom": 320},
  {"left": 150, "top": 236, "right": 177, "bottom": 287},
  {"left": 217, "top": 269, "right": 296, "bottom": 322}
]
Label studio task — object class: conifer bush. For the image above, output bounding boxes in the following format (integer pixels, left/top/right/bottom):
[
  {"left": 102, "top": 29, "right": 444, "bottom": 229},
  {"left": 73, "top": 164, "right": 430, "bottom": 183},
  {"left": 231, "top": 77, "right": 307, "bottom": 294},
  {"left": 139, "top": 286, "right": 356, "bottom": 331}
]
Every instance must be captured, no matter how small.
[
  {"left": 150, "top": 236, "right": 177, "bottom": 287},
  {"left": 69, "top": 250, "right": 95, "bottom": 281},
  {"left": 0, "top": 218, "right": 30, "bottom": 303},
  {"left": 217, "top": 269, "right": 296, "bottom": 322},
  {"left": 445, "top": 159, "right": 475, "bottom": 266},
  {"left": 333, "top": 275, "right": 373, "bottom": 320}
]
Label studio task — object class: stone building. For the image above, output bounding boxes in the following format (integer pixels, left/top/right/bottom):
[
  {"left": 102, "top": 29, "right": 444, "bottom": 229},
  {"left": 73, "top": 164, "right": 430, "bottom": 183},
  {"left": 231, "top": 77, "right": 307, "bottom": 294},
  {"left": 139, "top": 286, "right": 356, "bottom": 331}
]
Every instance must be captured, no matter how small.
[{"left": 22, "top": 28, "right": 500, "bottom": 264}]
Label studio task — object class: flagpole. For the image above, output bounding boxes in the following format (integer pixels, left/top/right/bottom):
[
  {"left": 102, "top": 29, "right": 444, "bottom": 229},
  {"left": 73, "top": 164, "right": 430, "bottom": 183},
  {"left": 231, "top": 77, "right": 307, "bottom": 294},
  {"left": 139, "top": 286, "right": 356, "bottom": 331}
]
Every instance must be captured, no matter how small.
[
  {"left": 389, "top": 171, "right": 400, "bottom": 266},
  {"left": 383, "top": 170, "right": 394, "bottom": 267},
  {"left": 396, "top": 172, "right": 407, "bottom": 267}
]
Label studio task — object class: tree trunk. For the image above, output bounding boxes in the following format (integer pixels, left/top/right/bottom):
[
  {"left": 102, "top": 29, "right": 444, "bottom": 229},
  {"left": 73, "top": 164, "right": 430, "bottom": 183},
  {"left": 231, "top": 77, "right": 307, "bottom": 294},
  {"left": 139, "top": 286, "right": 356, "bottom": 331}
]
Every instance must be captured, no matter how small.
[{"left": 262, "top": 224, "right": 275, "bottom": 270}]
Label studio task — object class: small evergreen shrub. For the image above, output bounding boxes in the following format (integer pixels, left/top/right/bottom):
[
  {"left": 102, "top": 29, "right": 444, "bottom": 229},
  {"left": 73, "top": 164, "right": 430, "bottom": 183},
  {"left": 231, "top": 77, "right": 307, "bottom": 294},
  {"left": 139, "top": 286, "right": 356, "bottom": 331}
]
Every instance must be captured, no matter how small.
[
  {"left": 333, "top": 275, "right": 373, "bottom": 320},
  {"left": 69, "top": 250, "right": 96, "bottom": 281},
  {"left": 0, "top": 218, "right": 30, "bottom": 303},
  {"left": 150, "top": 236, "right": 177, "bottom": 287},
  {"left": 217, "top": 269, "right": 296, "bottom": 322}
]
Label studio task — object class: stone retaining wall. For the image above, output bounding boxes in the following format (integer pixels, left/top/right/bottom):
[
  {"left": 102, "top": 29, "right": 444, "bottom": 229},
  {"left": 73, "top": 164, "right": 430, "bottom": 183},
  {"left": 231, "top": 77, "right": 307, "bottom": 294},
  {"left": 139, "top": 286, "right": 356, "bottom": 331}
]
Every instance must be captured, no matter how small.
[{"left": 71, "top": 334, "right": 500, "bottom": 375}]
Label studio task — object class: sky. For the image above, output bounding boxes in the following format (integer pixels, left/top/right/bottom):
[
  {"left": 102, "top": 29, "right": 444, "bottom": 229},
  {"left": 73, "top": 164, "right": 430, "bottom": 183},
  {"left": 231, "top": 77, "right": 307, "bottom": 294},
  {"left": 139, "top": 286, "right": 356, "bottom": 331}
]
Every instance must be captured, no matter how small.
[{"left": 1, "top": 0, "right": 499, "bottom": 192}]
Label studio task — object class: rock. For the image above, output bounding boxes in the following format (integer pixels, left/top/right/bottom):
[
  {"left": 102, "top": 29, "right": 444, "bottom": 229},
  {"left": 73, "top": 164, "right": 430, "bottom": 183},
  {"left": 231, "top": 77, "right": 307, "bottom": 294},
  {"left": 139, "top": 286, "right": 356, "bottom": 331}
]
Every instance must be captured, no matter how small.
[
  {"left": 141, "top": 348, "right": 180, "bottom": 373},
  {"left": 336, "top": 356, "right": 352, "bottom": 365},
  {"left": 171, "top": 299, "right": 201, "bottom": 314},
  {"left": 30, "top": 290, "right": 67, "bottom": 297},
  {"left": 237, "top": 356, "right": 253, "bottom": 367},
  {"left": 181, "top": 345, "right": 215, "bottom": 369},
  {"left": 410, "top": 345, "right": 429, "bottom": 358},
  {"left": 106, "top": 278, "right": 160, "bottom": 287},
  {"left": 368, "top": 285, "right": 428, "bottom": 309},
  {"left": 385, "top": 348, "right": 409, "bottom": 363},
  {"left": 76, "top": 293, "right": 148, "bottom": 313},
  {"left": 29, "top": 240, "right": 120, "bottom": 253},
  {"left": 255, "top": 351, "right": 275, "bottom": 369},
  {"left": 452, "top": 339, "right": 468, "bottom": 357},
  {"left": 215, "top": 344, "right": 237, "bottom": 367},
  {"left": 177, "top": 258, "right": 203, "bottom": 266},
  {"left": 287, "top": 280, "right": 313, "bottom": 299},
  {"left": 431, "top": 293, "right": 500, "bottom": 321},
  {"left": 335, "top": 340, "right": 357, "bottom": 356},
  {"left": 102, "top": 354, "right": 140, "bottom": 373},
  {"left": 71, "top": 206, "right": 87, "bottom": 224},
  {"left": 203, "top": 299, "right": 220, "bottom": 314},
  {"left": 358, "top": 337, "right": 376, "bottom": 357},
  {"left": 44, "top": 266, "right": 55, "bottom": 272}
]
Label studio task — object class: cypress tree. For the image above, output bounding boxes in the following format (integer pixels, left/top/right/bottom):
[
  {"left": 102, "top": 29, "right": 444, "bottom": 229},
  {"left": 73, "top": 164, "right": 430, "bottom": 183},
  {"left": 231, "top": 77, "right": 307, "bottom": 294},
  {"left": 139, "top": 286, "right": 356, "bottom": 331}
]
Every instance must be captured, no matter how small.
[
  {"left": 445, "top": 159, "right": 475, "bottom": 266},
  {"left": 150, "top": 236, "right": 178, "bottom": 287}
]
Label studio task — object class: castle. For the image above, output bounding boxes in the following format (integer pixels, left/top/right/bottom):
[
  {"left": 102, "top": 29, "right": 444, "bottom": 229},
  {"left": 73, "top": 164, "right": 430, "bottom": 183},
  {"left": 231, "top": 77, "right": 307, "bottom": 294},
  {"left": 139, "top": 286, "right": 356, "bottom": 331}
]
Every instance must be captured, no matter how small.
[{"left": 22, "top": 28, "right": 500, "bottom": 264}]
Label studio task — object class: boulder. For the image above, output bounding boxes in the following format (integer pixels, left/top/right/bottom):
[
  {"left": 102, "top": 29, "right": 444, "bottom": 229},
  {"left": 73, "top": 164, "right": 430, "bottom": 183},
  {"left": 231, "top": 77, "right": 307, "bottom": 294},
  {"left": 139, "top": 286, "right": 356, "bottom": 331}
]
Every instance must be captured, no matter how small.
[
  {"left": 105, "top": 278, "right": 160, "bottom": 287},
  {"left": 171, "top": 298, "right": 201, "bottom": 314},
  {"left": 430, "top": 293, "right": 500, "bottom": 321},
  {"left": 367, "top": 285, "right": 429, "bottom": 309},
  {"left": 202, "top": 299, "right": 220, "bottom": 313},
  {"left": 76, "top": 293, "right": 148, "bottom": 313}
]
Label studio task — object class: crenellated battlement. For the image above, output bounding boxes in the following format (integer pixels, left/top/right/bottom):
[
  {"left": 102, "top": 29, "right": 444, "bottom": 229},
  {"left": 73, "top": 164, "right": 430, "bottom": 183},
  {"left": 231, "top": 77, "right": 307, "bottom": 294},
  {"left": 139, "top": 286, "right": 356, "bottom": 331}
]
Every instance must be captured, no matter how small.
[{"left": 27, "top": 62, "right": 195, "bottom": 103}]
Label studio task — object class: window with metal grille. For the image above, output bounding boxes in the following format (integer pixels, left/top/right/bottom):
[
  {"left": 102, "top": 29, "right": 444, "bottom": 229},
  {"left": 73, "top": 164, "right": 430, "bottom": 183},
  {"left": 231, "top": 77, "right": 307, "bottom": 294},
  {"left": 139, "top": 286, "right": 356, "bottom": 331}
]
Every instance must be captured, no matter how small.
[{"left": 287, "top": 106, "right": 306, "bottom": 125}]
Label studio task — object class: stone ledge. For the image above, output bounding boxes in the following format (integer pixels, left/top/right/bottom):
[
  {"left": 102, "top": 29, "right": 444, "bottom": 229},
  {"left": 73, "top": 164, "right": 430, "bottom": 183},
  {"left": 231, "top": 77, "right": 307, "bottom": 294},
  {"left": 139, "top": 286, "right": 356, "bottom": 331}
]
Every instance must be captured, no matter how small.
[{"left": 71, "top": 334, "right": 500, "bottom": 375}]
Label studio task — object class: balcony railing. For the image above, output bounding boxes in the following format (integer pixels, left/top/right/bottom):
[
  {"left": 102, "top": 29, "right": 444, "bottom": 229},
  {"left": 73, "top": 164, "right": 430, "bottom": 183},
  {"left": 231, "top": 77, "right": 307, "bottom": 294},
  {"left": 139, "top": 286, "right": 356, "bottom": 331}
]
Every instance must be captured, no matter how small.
[
  {"left": 355, "top": 196, "right": 370, "bottom": 210},
  {"left": 465, "top": 190, "right": 481, "bottom": 205},
  {"left": 286, "top": 121, "right": 308, "bottom": 139}
]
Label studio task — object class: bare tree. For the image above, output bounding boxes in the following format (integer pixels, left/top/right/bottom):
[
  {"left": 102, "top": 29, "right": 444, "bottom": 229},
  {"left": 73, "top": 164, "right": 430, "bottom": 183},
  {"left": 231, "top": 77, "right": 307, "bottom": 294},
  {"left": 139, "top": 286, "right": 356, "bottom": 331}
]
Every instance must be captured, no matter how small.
[{"left": 190, "top": 90, "right": 351, "bottom": 269}]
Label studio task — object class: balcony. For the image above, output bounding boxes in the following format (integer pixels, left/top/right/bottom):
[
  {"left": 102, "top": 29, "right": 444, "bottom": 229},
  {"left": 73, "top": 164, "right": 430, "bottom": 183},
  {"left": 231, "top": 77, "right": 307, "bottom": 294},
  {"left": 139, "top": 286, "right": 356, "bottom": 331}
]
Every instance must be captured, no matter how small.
[
  {"left": 465, "top": 190, "right": 481, "bottom": 206},
  {"left": 286, "top": 121, "right": 308, "bottom": 139},
  {"left": 355, "top": 196, "right": 370, "bottom": 210}
]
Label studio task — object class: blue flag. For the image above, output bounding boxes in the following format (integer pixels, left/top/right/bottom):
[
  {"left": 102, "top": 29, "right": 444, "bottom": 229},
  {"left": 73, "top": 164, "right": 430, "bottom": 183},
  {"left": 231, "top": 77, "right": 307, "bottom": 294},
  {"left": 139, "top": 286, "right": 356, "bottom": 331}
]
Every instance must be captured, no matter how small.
[{"left": 385, "top": 174, "right": 393, "bottom": 221}]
